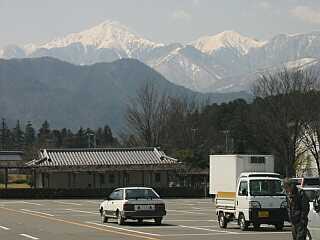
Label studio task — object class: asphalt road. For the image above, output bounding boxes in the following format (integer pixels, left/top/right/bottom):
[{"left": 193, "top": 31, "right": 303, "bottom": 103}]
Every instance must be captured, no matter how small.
[{"left": 0, "top": 199, "right": 292, "bottom": 240}]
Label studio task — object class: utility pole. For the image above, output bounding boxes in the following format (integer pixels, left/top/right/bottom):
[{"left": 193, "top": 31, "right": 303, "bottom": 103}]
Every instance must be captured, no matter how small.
[
  {"left": 222, "top": 130, "right": 230, "bottom": 153},
  {"left": 1, "top": 118, "right": 6, "bottom": 150},
  {"left": 87, "top": 132, "right": 96, "bottom": 148}
]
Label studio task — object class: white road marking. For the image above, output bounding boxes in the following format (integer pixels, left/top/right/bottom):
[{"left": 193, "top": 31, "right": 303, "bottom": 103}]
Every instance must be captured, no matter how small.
[
  {"left": 85, "top": 221, "right": 161, "bottom": 236},
  {"left": 21, "top": 201, "right": 42, "bottom": 206},
  {"left": 65, "top": 209, "right": 97, "bottom": 215},
  {"left": 0, "top": 225, "right": 10, "bottom": 230},
  {"left": 21, "top": 209, "right": 54, "bottom": 217},
  {"left": 19, "top": 233, "right": 39, "bottom": 240},
  {"left": 165, "top": 219, "right": 215, "bottom": 222},
  {"left": 85, "top": 200, "right": 101, "bottom": 204},
  {"left": 167, "top": 210, "right": 207, "bottom": 215},
  {"left": 180, "top": 225, "right": 237, "bottom": 234},
  {"left": 54, "top": 201, "right": 82, "bottom": 206}
]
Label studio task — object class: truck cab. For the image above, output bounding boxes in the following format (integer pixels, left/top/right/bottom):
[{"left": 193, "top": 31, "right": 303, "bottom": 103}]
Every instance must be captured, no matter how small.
[{"left": 216, "top": 172, "right": 287, "bottom": 231}]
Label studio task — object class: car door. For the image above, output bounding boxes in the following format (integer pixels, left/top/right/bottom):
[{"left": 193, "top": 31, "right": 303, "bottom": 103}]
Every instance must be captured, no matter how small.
[
  {"left": 236, "top": 180, "right": 249, "bottom": 219},
  {"left": 106, "top": 190, "right": 120, "bottom": 216}
]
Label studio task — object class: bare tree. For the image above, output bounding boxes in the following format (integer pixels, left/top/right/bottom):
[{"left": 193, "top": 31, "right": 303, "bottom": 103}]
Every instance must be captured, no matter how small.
[
  {"left": 300, "top": 90, "right": 320, "bottom": 177},
  {"left": 125, "top": 81, "right": 169, "bottom": 146},
  {"left": 252, "top": 69, "right": 319, "bottom": 177}
]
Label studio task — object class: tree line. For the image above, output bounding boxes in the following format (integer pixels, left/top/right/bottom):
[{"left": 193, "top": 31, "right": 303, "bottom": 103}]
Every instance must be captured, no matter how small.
[
  {"left": 1, "top": 68, "right": 319, "bottom": 177},
  {"left": 124, "top": 69, "right": 320, "bottom": 177},
  {"left": 0, "top": 120, "right": 118, "bottom": 159}
]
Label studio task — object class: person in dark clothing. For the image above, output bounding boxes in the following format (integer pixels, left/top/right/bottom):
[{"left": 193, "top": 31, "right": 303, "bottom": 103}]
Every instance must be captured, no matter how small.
[{"left": 283, "top": 178, "right": 310, "bottom": 240}]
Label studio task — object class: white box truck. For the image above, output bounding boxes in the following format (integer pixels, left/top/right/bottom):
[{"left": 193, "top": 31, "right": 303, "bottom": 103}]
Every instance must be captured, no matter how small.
[
  {"left": 209, "top": 155, "right": 275, "bottom": 195},
  {"left": 210, "top": 155, "right": 288, "bottom": 231}
]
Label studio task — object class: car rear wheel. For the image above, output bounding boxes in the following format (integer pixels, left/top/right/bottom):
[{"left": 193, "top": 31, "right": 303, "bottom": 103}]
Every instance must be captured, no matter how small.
[
  {"left": 154, "top": 217, "right": 162, "bottom": 225},
  {"left": 218, "top": 212, "right": 227, "bottom": 228},
  {"left": 137, "top": 218, "right": 143, "bottom": 225}
]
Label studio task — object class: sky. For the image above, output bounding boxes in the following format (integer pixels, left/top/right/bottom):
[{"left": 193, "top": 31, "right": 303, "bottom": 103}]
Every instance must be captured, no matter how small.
[{"left": 1, "top": 0, "right": 320, "bottom": 48}]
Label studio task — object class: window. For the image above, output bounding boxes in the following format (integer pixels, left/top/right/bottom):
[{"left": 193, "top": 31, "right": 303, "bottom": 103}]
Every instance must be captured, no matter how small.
[
  {"left": 109, "top": 174, "right": 115, "bottom": 184},
  {"left": 251, "top": 156, "right": 265, "bottom": 164},
  {"left": 99, "top": 174, "right": 105, "bottom": 185},
  {"left": 125, "top": 188, "right": 159, "bottom": 200},
  {"left": 108, "top": 189, "right": 124, "bottom": 200},
  {"left": 155, "top": 173, "right": 161, "bottom": 183},
  {"left": 238, "top": 181, "right": 248, "bottom": 196}
]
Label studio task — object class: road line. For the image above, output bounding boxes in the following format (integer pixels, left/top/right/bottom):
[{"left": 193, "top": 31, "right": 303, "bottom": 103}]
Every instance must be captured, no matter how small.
[
  {"left": 0, "top": 207, "right": 159, "bottom": 240},
  {"left": 54, "top": 201, "right": 82, "bottom": 206},
  {"left": 86, "top": 222, "right": 161, "bottom": 236},
  {"left": 19, "top": 234, "right": 39, "bottom": 240},
  {"left": 167, "top": 210, "right": 207, "bottom": 215},
  {"left": 21, "top": 201, "right": 42, "bottom": 206},
  {"left": 0, "top": 225, "right": 10, "bottom": 230},
  {"left": 65, "top": 209, "right": 97, "bottom": 215},
  {"left": 180, "top": 225, "right": 237, "bottom": 234},
  {"left": 21, "top": 209, "right": 55, "bottom": 217},
  {"left": 165, "top": 219, "right": 215, "bottom": 222}
]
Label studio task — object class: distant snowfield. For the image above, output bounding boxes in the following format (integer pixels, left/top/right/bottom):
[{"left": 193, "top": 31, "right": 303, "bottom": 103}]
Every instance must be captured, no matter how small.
[{"left": 1, "top": 20, "right": 320, "bottom": 93}]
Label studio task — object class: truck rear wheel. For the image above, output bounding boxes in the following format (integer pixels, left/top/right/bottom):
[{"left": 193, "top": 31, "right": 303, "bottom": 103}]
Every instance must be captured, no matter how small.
[
  {"left": 218, "top": 212, "right": 227, "bottom": 228},
  {"left": 239, "top": 214, "right": 248, "bottom": 231}
]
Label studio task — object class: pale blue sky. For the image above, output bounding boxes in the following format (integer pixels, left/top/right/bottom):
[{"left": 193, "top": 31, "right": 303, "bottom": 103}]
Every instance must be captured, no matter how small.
[{"left": 1, "top": 0, "right": 320, "bottom": 47}]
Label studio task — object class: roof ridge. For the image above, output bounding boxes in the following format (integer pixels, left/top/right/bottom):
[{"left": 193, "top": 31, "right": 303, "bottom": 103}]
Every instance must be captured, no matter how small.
[{"left": 42, "top": 147, "right": 160, "bottom": 152}]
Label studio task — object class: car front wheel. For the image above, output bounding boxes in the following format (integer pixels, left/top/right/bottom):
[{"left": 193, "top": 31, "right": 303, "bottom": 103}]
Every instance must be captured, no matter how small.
[
  {"left": 117, "top": 213, "right": 125, "bottom": 225},
  {"left": 100, "top": 209, "right": 108, "bottom": 223}
]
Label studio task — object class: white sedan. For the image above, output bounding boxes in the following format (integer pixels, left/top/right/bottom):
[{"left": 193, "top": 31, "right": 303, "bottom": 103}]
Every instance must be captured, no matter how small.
[{"left": 99, "top": 187, "right": 166, "bottom": 225}]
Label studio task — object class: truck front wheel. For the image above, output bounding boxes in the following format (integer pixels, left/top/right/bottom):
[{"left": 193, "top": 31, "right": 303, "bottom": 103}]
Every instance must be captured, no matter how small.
[
  {"left": 275, "top": 222, "right": 284, "bottom": 231},
  {"left": 239, "top": 214, "right": 248, "bottom": 231},
  {"left": 218, "top": 212, "right": 227, "bottom": 228}
]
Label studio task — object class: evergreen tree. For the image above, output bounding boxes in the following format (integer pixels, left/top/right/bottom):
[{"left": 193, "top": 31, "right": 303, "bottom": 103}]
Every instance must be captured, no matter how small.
[
  {"left": 25, "top": 121, "right": 35, "bottom": 146},
  {"left": 12, "top": 120, "right": 24, "bottom": 149}
]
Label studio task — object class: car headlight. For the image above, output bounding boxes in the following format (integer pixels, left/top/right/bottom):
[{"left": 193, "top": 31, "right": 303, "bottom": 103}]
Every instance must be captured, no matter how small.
[
  {"left": 280, "top": 201, "right": 288, "bottom": 208},
  {"left": 249, "top": 201, "right": 261, "bottom": 209}
]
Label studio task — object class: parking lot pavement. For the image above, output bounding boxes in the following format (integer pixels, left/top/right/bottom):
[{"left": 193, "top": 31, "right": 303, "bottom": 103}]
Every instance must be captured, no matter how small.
[{"left": 0, "top": 199, "right": 292, "bottom": 240}]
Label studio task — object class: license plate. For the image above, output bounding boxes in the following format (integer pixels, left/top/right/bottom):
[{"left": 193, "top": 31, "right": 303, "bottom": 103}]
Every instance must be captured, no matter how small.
[
  {"left": 134, "top": 205, "right": 155, "bottom": 211},
  {"left": 258, "top": 211, "right": 269, "bottom": 218}
]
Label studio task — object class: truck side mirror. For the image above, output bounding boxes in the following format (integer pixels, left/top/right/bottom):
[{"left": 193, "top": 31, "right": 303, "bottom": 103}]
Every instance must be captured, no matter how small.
[
  {"left": 314, "top": 196, "right": 320, "bottom": 213},
  {"left": 241, "top": 189, "right": 248, "bottom": 196}
]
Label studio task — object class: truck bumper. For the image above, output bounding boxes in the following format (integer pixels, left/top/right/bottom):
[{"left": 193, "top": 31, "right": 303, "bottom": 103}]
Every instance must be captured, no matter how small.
[
  {"left": 122, "top": 210, "right": 166, "bottom": 219},
  {"left": 249, "top": 208, "right": 287, "bottom": 224}
]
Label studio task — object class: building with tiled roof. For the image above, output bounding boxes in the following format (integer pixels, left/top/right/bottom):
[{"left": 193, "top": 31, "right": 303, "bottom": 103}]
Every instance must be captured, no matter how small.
[{"left": 28, "top": 147, "right": 180, "bottom": 189}]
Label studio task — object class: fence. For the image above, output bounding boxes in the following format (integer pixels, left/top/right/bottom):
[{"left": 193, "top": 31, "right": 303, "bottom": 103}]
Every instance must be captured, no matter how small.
[{"left": 0, "top": 187, "right": 208, "bottom": 199}]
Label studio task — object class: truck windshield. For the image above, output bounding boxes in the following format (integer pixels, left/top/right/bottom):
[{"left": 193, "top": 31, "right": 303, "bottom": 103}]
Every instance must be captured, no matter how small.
[
  {"left": 125, "top": 189, "right": 159, "bottom": 200},
  {"left": 250, "top": 179, "right": 284, "bottom": 196}
]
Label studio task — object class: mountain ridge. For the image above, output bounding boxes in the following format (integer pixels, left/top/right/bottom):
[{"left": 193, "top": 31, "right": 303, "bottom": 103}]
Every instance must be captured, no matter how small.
[{"left": 1, "top": 21, "right": 320, "bottom": 93}]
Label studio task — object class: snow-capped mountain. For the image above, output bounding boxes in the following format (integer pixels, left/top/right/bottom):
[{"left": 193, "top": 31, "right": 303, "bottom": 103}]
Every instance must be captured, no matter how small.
[
  {"left": 192, "top": 30, "right": 265, "bottom": 55},
  {"left": 1, "top": 21, "right": 320, "bottom": 93}
]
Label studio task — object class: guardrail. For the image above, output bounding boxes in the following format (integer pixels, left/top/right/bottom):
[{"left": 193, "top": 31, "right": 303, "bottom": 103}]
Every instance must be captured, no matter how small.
[{"left": 0, "top": 187, "right": 208, "bottom": 199}]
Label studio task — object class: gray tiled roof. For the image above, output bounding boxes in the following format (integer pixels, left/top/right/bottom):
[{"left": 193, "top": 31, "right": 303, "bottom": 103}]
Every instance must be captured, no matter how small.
[
  {"left": 27, "top": 147, "right": 178, "bottom": 168},
  {"left": 0, "top": 151, "right": 24, "bottom": 161}
]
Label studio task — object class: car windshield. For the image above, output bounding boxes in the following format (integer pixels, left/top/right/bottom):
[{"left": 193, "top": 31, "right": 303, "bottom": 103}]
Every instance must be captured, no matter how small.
[
  {"left": 125, "top": 189, "right": 159, "bottom": 200},
  {"left": 250, "top": 179, "right": 284, "bottom": 196}
]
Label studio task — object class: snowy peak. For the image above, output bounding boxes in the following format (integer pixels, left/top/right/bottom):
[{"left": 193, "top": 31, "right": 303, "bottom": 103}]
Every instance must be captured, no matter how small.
[
  {"left": 26, "top": 20, "right": 161, "bottom": 57},
  {"left": 193, "top": 30, "right": 265, "bottom": 55}
]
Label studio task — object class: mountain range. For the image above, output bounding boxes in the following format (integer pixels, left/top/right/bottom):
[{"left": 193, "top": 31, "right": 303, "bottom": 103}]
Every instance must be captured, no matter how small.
[
  {"left": 0, "top": 57, "right": 249, "bottom": 130},
  {"left": 2, "top": 21, "right": 320, "bottom": 93}
]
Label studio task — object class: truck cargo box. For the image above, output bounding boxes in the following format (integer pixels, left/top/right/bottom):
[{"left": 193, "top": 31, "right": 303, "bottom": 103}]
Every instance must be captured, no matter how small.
[{"left": 209, "top": 154, "right": 274, "bottom": 195}]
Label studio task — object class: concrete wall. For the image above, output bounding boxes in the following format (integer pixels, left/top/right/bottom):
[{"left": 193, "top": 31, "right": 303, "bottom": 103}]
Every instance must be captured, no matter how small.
[{"left": 36, "top": 170, "right": 171, "bottom": 189}]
